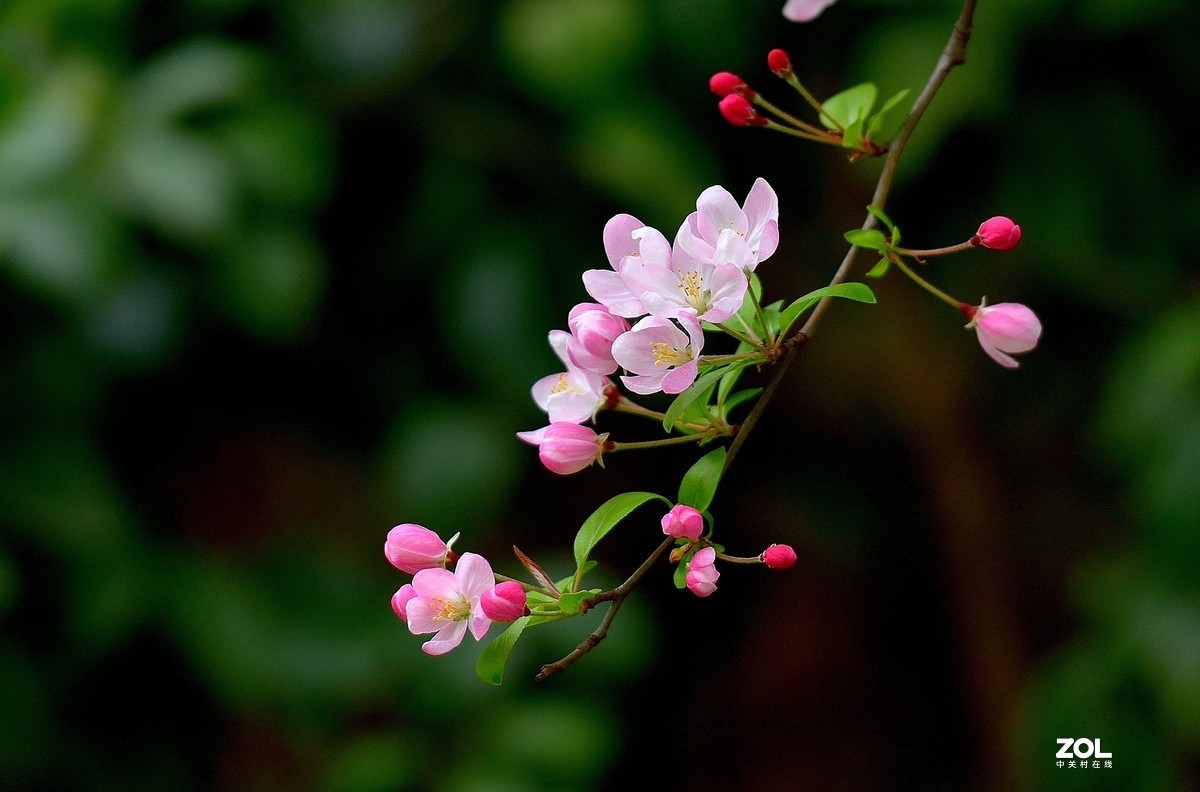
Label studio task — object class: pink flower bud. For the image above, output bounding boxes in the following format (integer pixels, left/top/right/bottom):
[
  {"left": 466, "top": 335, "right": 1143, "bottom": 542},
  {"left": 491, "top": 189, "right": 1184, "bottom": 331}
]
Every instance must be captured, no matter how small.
[
  {"left": 517, "top": 423, "right": 609, "bottom": 475},
  {"left": 480, "top": 581, "right": 527, "bottom": 622},
  {"left": 709, "top": 71, "right": 751, "bottom": 98},
  {"left": 391, "top": 583, "right": 417, "bottom": 622},
  {"left": 685, "top": 546, "right": 720, "bottom": 597},
  {"left": 718, "top": 95, "right": 766, "bottom": 127},
  {"left": 566, "top": 302, "right": 630, "bottom": 376},
  {"left": 972, "top": 216, "right": 1022, "bottom": 251},
  {"left": 661, "top": 504, "right": 704, "bottom": 541},
  {"left": 762, "top": 543, "right": 797, "bottom": 569},
  {"left": 767, "top": 48, "right": 792, "bottom": 78},
  {"left": 964, "top": 300, "right": 1042, "bottom": 369},
  {"left": 385, "top": 523, "right": 453, "bottom": 574}
]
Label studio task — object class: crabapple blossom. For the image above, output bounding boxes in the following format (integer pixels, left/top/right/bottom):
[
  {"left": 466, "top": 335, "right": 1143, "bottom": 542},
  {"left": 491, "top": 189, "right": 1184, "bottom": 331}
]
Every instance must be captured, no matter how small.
[
  {"left": 582, "top": 215, "right": 671, "bottom": 318},
  {"left": 685, "top": 546, "right": 720, "bottom": 597},
  {"left": 767, "top": 48, "right": 793, "bottom": 78},
  {"left": 391, "top": 584, "right": 416, "bottom": 622},
  {"left": 973, "top": 216, "right": 1022, "bottom": 251},
  {"left": 531, "top": 330, "right": 609, "bottom": 424},
  {"left": 783, "top": 0, "right": 839, "bottom": 22},
  {"left": 676, "top": 178, "right": 779, "bottom": 270},
  {"left": 565, "top": 302, "right": 630, "bottom": 376},
  {"left": 718, "top": 94, "right": 765, "bottom": 127},
  {"left": 517, "top": 422, "right": 609, "bottom": 475},
  {"left": 404, "top": 552, "right": 497, "bottom": 656},
  {"left": 385, "top": 523, "right": 455, "bottom": 574},
  {"left": 762, "top": 543, "right": 797, "bottom": 569},
  {"left": 619, "top": 227, "right": 750, "bottom": 323},
  {"left": 610, "top": 313, "right": 705, "bottom": 395},
  {"left": 709, "top": 72, "right": 752, "bottom": 98},
  {"left": 964, "top": 300, "right": 1042, "bottom": 369},
  {"left": 480, "top": 582, "right": 528, "bottom": 622},
  {"left": 662, "top": 504, "right": 705, "bottom": 541}
]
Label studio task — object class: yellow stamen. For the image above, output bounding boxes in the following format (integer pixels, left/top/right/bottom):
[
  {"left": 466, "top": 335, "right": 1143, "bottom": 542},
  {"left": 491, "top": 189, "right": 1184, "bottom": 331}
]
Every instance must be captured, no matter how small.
[
  {"left": 650, "top": 341, "right": 691, "bottom": 368},
  {"left": 429, "top": 595, "right": 470, "bottom": 622}
]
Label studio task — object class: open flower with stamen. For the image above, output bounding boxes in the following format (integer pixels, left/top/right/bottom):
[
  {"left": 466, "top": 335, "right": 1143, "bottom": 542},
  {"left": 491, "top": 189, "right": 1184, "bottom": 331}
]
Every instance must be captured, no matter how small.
[
  {"left": 404, "top": 552, "right": 497, "bottom": 656},
  {"left": 685, "top": 546, "right": 720, "bottom": 597},
  {"left": 531, "top": 330, "right": 609, "bottom": 424},
  {"left": 675, "top": 178, "right": 779, "bottom": 270},
  {"left": 620, "top": 227, "right": 750, "bottom": 323},
  {"left": 582, "top": 214, "right": 671, "bottom": 318},
  {"left": 611, "top": 313, "right": 705, "bottom": 395}
]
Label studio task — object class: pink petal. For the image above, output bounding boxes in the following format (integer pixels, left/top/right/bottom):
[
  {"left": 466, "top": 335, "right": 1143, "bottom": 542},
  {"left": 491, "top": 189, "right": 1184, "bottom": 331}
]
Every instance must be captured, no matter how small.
[
  {"left": 661, "top": 359, "right": 698, "bottom": 394},
  {"left": 454, "top": 552, "right": 496, "bottom": 601},
  {"left": 783, "top": 0, "right": 838, "bottom": 22},
  {"left": 603, "top": 213, "right": 645, "bottom": 268},
  {"left": 421, "top": 621, "right": 468, "bottom": 656}
]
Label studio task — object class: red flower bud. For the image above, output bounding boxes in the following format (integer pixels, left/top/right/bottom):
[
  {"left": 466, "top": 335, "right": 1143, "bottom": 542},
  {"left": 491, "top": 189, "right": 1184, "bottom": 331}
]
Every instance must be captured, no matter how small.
[
  {"left": 762, "top": 543, "right": 797, "bottom": 569},
  {"left": 709, "top": 71, "right": 752, "bottom": 98},
  {"left": 767, "top": 49, "right": 792, "bottom": 78},
  {"left": 718, "top": 95, "right": 766, "bottom": 127},
  {"left": 972, "top": 216, "right": 1022, "bottom": 251}
]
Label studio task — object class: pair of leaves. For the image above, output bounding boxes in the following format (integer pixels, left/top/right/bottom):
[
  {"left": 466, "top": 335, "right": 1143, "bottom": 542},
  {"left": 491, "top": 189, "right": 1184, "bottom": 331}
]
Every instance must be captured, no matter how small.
[
  {"left": 844, "top": 205, "right": 900, "bottom": 278},
  {"left": 820, "top": 83, "right": 911, "bottom": 150}
]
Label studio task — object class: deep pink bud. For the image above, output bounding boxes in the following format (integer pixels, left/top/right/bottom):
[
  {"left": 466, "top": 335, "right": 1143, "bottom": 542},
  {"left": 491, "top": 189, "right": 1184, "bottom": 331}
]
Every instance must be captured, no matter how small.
[
  {"left": 391, "top": 584, "right": 417, "bottom": 622},
  {"left": 385, "top": 523, "right": 453, "bottom": 574},
  {"left": 762, "top": 543, "right": 797, "bottom": 569},
  {"left": 973, "top": 216, "right": 1022, "bottom": 251},
  {"left": 966, "top": 300, "right": 1042, "bottom": 369},
  {"left": 480, "top": 581, "right": 527, "bottom": 622},
  {"left": 767, "top": 48, "right": 792, "bottom": 77},
  {"left": 567, "top": 302, "right": 630, "bottom": 376},
  {"left": 719, "top": 95, "right": 766, "bottom": 127},
  {"left": 517, "top": 422, "right": 609, "bottom": 475},
  {"left": 661, "top": 504, "right": 704, "bottom": 541},
  {"left": 685, "top": 546, "right": 720, "bottom": 597},
  {"left": 709, "top": 71, "right": 751, "bottom": 98}
]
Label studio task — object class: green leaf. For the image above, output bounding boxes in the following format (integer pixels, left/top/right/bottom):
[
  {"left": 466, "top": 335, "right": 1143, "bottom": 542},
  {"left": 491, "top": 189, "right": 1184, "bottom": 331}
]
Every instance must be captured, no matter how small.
[
  {"left": 722, "top": 387, "right": 762, "bottom": 417},
  {"left": 476, "top": 616, "right": 530, "bottom": 686},
  {"left": 558, "top": 590, "right": 600, "bottom": 615},
  {"left": 820, "top": 82, "right": 877, "bottom": 131},
  {"left": 844, "top": 228, "right": 888, "bottom": 251},
  {"left": 841, "top": 117, "right": 865, "bottom": 150},
  {"left": 716, "top": 362, "right": 746, "bottom": 410},
  {"left": 866, "top": 88, "right": 911, "bottom": 143},
  {"left": 556, "top": 562, "right": 595, "bottom": 591},
  {"left": 778, "top": 282, "right": 877, "bottom": 336},
  {"left": 672, "top": 558, "right": 689, "bottom": 589},
  {"left": 678, "top": 447, "right": 727, "bottom": 511},
  {"left": 866, "top": 205, "right": 896, "bottom": 232},
  {"left": 573, "top": 491, "right": 668, "bottom": 571},
  {"left": 866, "top": 258, "right": 891, "bottom": 278},
  {"left": 661, "top": 366, "right": 728, "bottom": 431}
]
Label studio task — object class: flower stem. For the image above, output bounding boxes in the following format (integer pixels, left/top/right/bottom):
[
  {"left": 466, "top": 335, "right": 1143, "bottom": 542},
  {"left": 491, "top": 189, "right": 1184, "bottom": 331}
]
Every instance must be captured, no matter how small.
[
  {"left": 893, "top": 240, "right": 975, "bottom": 260},
  {"left": 609, "top": 433, "right": 713, "bottom": 453},
  {"left": 891, "top": 257, "right": 966, "bottom": 311}
]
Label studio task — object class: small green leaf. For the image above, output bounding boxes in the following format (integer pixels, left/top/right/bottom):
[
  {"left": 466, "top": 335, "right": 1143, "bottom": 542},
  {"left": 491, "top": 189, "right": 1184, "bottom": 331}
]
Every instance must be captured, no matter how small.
[
  {"left": 678, "top": 447, "right": 727, "bottom": 511},
  {"left": 558, "top": 590, "right": 597, "bottom": 615},
  {"left": 841, "top": 117, "right": 865, "bottom": 150},
  {"left": 866, "top": 258, "right": 891, "bottom": 278},
  {"left": 573, "top": 491, "right": 668, "bottom": 571},
  {"left": 662, "top": 367, "right": 727, "bottom": 431},
  {"left": 476, "top": 616, "right": 530, "bottom": 686},
  {"left": 556, "top": 562, "right": 595, "bottom": 591},
  {"left": 778, "top": 282, "right": 877, "bottom": 336},
  {"left": 866, "top": 205, "right": 896, "bottom": 232},
  {"left": 716, "top": 363, "right": 746, "bottom": 411},
  {"left": 844, "top": 228, "right": 888, "bottom": 251},
  {"left": 820, "top": 82, "right": 877, "bottom": 131},
  {"left": 866, "top": 88, "right": 911, "bottom": 143},
  {"left": 672, "top": 558, "right": 689, "bottom": 589},
  {"left": 723, "top": 387, "right": 762, "bottom": 416}
]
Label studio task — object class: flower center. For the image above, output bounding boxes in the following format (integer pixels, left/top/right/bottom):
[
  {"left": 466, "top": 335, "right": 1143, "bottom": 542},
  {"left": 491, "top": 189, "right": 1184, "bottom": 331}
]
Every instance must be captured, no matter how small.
[
  {"left": 650, "top": 341, "right": 691, "bottom": 368},
  {"left": 677, "top": 269, "right": 712, "bottom": 313},
  {"left": 549, "top": 373, "right": 582, "bottom": 394},
  {"left": 429, "top": 595, "right": 470, "bottom": 622}
]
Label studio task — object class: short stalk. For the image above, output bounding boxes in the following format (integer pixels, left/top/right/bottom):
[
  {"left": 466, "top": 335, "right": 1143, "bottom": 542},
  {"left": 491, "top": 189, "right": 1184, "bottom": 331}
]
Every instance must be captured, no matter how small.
[
  {"left": 785, "top": 73, "right": 844, "bottom": 132},
  {"left": 608, "top": 433, "right": 714, "bottom": 453},
  {"left": 891, "top": 257, "right": 966, "bottom": 311},
  {"left": 893, "top": 240, "right": 974, "bottom": 260}
]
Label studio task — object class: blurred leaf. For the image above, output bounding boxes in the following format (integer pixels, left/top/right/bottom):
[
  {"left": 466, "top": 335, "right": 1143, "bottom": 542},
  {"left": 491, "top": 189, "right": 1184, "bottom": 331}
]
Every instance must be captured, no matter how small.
[
  {"left": 820, "top": 82, "right": 876, "bottom": 130},
  {"left": 677, "top": 446, "right": 726, "bottom": 512},
  {"left": 843, "top": 228, "right": 888, "bottom": 251},
  {"left": 211, "top": 225, "right": 325, "bottom": 340}
]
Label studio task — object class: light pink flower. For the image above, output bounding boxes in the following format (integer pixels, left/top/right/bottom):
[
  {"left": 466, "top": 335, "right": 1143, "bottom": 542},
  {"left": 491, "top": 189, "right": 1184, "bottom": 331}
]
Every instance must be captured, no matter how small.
[
  {"left": 973, "top": 216, "right": 1022, "bottom": 251},
  {"left": 517, "top": 422, "right": 609, "bottom": 475},
  {"left": 662, "top": 504, "right": 704, "bottom": 541},
  {"left": 610, "top": 313, "right": 705, "bottom": 395},
  {"left": 685, "top": 546, "right": 720, "bottom": 597},
  {"left": 965, "top": 300, "right": 1042, "bottom": 369},
  {"left": 675, "top": 178, "right": 779, "bottom": 271},
  {"left": 391, "top": 584, "right": 416, "bottom": 622},
  {"left": 566, "top": 302, "right": 630, "bottom": 376},
  {"left": 404, "top": 552, "right": 496, "bottom": 655},
  {"left": 531, "top": 330, "right": 609, "bottom": 424},
  {"left": 480, "top": 582, "right": 527, "bottom": 622},
  {"left": 582, "top": 215, "right": 671, "bottom": 318},
  {"left": 384, "top": 523, "right": 454, "bottom": 574},
  {"left": 762, "top": 543, "right": 797, "bottom": 569},
  {"left": 619, "top": 225, "right": 750, "bottom": 324},
  {"left": 783, "top": 0, "right": 838, "bottom": 22}
]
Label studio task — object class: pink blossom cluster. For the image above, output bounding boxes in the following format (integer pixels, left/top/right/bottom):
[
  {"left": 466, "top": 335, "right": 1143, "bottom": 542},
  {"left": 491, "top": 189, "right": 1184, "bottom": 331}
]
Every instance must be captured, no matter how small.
[
  {"left": 518, "top": 180, "right": 780, "bottom": 474},
  {"left": 385, "top": 524, "right": 526, "bottom": 656}
]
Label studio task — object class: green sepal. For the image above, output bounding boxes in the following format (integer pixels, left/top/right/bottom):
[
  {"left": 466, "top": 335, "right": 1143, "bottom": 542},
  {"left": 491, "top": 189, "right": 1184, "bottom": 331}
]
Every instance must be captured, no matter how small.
[
  {"left": 866, "top": 205, "right": 896, "bottom": 233},
  {"left": 572, "top": 491, "right": 669, "bottom": 576},
  {"left": 844, "top": 228, "right": 888, "bottom": 252},
  {"left": 777, "top": 282, "right": 877, "bottom": 337},
  {"left": 820, "top": 82, "right": 877, "bottom": 131},
  {"left": 672, "top": 557, "right": 689, "bottom": 589},
  {"left": 677, "top": 446, "right": 727, "bottom": 511},
  {"left": 476, "top": 616, "right": 530, "bottom": 686}
]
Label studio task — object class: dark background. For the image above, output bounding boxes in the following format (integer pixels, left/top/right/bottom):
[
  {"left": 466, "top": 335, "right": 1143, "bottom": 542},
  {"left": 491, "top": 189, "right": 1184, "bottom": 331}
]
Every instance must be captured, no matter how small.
[{"left": 2, "top": 0, "right": 1197, "bottom": 789}]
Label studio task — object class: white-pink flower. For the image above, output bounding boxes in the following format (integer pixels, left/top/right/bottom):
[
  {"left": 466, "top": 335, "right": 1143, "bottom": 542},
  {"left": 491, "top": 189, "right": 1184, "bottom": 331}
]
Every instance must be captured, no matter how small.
[
  {"left": 384, "top": 523, "right": 455, "bottom": 574},
  {"left": 531, "top": 330, "right": 609, "bottom": 424},
  {"left": 610, "top": 313, "right": 705, "bottom": 395},
  {"left": 516, "top": 422, "right": 609, "bottom": 475},
  {"left": 582, "top": 214, "right": 671, "bottom": 318},
  {"left": 965, "top": 300, "right": 1042, "bottom": 369},
  {"left": 675, "top": 178, "right": 779, "bottom": 271},
  {"left": 565, "top": 302, "right": 630, "bottom": 375},
  {"left": 662, "top": 504, "right": 704, "bottom": 541},
  {"left": 619, "top": 226, "right": 750, "bottom": 323},
  {"left": 685, "top": 546, "right": 720, "bottom": 597},
  {"left": 403, "top": 552, "right": 497, "bottom": 656},
  {"left": 782, "top": 0, "right": 838, "bottom": 23}
]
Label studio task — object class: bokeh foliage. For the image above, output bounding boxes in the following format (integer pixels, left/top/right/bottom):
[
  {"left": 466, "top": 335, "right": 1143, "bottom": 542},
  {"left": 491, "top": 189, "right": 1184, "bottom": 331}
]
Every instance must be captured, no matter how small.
[{"left": 1, "top": 0, "right": 1197, "bottom": 789}]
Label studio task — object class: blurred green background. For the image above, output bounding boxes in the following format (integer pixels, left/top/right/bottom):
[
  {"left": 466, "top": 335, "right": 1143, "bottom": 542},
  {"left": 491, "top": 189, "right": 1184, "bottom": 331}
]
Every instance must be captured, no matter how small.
[{"left": 1, "top": 0, "right": 1197, "bottom": 789}]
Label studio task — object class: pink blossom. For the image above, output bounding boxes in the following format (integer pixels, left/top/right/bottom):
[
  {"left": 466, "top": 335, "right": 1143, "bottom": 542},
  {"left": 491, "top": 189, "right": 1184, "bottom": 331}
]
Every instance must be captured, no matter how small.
[
  {"left": 662, "top": 504, "right": 704, "bottom": 541},
  {"left": 767, "top": 49, "right": 793, "bottom": 78},
  {"left": 480, "top": 581, "right": 527, "bottom": 622},
  {"left": 582, "top": 215, "right": 671, "bottom": 318},
  {"left": 565, "top": 302, "right": 630, "bottom": 376},
  {"left": 762, "top": 543, "right": 797, "bottom": 569},
  {"left": 391, "top": 584, "right": 416, "bottom": 622},
  {"left": 718, "top": 94, "right": 765, "bottom": 127},
  {"left": 384, "top": 523, "right": 454, "bottom": 574},
  {"left": 782, "top": 0, "right": 838, "bottom": 22},
  {"left": 517, "top": 422, "right": 609, "bottom": 475},
  {"left": 964, "top": 300, "right": 1042, "bottom": 369},
  {"left": 619, "top": 226, "right": 749, "bottom": 323},
  {"left": 685, "top": 546, "right": 720, "bottom": 597},
  {"left": 531, "top": 330, "right": 609, "bottom": 424},
  {"left": 676, "top": 178, "right": 779, "bottom": 271},
  {"left": 404, "top": 552, "right": 497, "bottom": 655},
  {"left": 973, "top": 216, "right": 1022, "bottom": 251},
  {"left": 709, "top": 72, "right": 752, "bottom": 98},
  {"left": 610, "top": 314, "right": 705, "bottom": 395}
]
